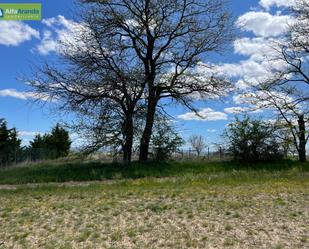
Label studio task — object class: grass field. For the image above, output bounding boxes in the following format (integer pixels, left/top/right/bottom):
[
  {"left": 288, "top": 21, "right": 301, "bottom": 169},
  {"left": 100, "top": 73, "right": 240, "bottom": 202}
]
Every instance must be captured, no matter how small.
[{"left": 0, "top": 160, "right": 308, "bottom": 248}]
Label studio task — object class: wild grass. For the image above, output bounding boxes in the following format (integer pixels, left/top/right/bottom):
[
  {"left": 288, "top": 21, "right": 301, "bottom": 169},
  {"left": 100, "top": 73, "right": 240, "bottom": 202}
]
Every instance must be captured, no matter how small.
[
  {"left": 0, "top": 159, "right": 307, "bottom": 185},
  {"left": 0, "top": 160, "right": 308, "bottom": 248},
  {"left": 0, "top": 171, "right": 308, "bottom": 248}
]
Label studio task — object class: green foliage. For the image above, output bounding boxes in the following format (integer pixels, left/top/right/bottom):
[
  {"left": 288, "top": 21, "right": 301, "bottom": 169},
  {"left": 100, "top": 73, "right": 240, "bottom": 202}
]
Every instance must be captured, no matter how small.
[
  {"left": 151, "top": 120, "right": 184, "bottom": 161},
  {"left": 29, "top": 124, "right": 71, "bottom": 160},
  {"left": 0, "top": 118, "right": 21, "bottom": 166},
  {"left": 225, "top": 116, "right": 284, "bottom": 162},
  {"left": 48, "top": 124, "right": 71, "bottom": 158}
]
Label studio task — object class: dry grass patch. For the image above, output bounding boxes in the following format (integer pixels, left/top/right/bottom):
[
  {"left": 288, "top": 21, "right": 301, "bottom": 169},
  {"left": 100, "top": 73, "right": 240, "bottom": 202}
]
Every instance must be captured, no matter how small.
[{"left": 0, "top": 171, "right": 308, "bottom": 248}]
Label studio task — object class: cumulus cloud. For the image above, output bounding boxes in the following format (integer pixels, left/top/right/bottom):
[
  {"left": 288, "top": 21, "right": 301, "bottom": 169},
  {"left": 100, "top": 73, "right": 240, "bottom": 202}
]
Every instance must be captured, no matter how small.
[
  {"left": 36, "top": 30, "right": 59, "bottom": 55},
  {"left": 259, "top": 0, "right": 295, "bottom": 10},
  {"left": 236, "top": 11, "right": 292, "bottom": 37},
  {"left": 233, "top": 91, "right": 294, "bottom": 109},
  {"left": 213, "top": 3, "right": 294, "bottom": 91},
  {"left": 0, "top": 89, "right": 51, "bottom": 101},
  {"left": 213, "top": 36, "right": 290, "bottom": 90},
  {"left": 177, "top": 108, "right": 228, "bottom": 121},
  {"left": 0, "top": 21, "right": 39, "bottom": 46},
  {"left": 36, "top": 15, "right": 86, "bottom": 55},
  {"left": 233, "top": 37, "right": 277, "bottom": 60},
  {"left": 224, "top": 106, "right": 263, "bottom": 114}
]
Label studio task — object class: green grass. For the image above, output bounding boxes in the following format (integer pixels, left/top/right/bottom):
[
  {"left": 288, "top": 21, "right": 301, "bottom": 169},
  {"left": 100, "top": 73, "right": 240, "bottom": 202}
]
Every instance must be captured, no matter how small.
[
  {"left": 0, "top": 168, "right": 308, "bottom": 248},
  {"left": 0, "top": 160, "right": 308, "bottom": 248},
  {"left": 0, "top": 159, "right": 307, "bottom": 185}
]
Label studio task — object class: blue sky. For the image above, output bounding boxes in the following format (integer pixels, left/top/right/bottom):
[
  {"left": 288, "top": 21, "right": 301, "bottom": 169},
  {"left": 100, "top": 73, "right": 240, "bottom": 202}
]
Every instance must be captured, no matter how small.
[{"left": 0, "top": 0, "right": 295, "bottom": 148}]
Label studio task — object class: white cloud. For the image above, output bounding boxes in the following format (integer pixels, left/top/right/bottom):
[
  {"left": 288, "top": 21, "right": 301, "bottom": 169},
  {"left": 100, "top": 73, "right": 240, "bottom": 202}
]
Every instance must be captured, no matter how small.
[
  {"left": 233, "top": 91, "right": 294, "bottom": 109},
  {"left": 18, "top": 131, "right": 41, "bottom": 137},
  {"left": 178, "top": 108, "right": 228, "bottom": 121},
  {"left": 224, "top": 107, "right": 249, "bottom": 114},
  {"left": 36, "top": 30, "right": 58, "bottom": 55},
  {"left": 36, "top": 15, "right": 86, "bottom": 55},
  {"left": 215, "top": 58, "right": 275, "bottom": 89},
  {"left": 236, "top": 11, "right": 292, "bottom": 37},
  {"left": 259, "top": 0, "right": 295, "bottom": 10},
  {"left": 233, "top": 37, "right": 277, "bottom": 60},
  {"left": 224, "top": 106, "right": 263, "bottom": 114},
  {"left": 214, "top": 36, "right": 289, "bottom": 89},
  {"left": 0, "top": 89, "right": 51, "bottom": 101},
  {"left": 0, "top": 21, "right": 39, "bottom": 46}
]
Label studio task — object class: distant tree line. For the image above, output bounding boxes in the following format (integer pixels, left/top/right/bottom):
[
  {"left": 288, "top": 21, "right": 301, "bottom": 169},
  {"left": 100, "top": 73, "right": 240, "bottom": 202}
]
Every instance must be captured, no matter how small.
[
  {"left": 0, "top": 119, "right": 21, "bottom": 166},
  {"left": 29, "top": 124, "right": 71, "bottom": 161},
  {"left": 0, "top": 119, "right": 71, "bottom": 167}
]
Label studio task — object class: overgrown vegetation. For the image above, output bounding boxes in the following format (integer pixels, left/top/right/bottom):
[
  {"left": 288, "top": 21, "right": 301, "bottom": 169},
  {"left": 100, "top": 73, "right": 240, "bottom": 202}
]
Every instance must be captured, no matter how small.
[
  {"left": 225, "top": 116, "right": 284, "bottom": 162},
  {"left": 0, "top": 159, "right": 307, "bottom": 185}
]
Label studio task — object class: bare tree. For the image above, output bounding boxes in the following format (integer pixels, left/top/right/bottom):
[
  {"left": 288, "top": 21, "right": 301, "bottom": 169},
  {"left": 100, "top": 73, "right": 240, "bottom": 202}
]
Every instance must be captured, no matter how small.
[
  {"left": 236, "top": 0, "right": 309, "bottom": 162},
  {"left": 189, "top": 135, "right": 206, "bottom": 158},
  {"left": 265, "top": 0, "right": 309, "bottom": 100},
  {"left": 28, "top": 5, "right": 150, "bottom": 164},
  {"left": 29, "top": 0, "right": 233, "bottom": 163},
  {"left": 80, "top": 0, "right": 233, "bottom": 161}
]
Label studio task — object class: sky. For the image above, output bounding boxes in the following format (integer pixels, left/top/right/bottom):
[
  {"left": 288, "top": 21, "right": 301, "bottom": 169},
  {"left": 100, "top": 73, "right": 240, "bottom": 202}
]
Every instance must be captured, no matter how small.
[{"left": 0, "top": 0, "right": 296, "bottom": 148}]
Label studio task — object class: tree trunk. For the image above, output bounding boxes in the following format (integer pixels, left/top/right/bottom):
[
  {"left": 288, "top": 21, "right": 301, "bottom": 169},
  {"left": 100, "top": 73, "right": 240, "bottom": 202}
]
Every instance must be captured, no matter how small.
[
  {"left": 298, "top": 115, "right": 307, "bottom": 162},
  {"left": 122, "top": 114, "right": 134, "bottom": 164},
  {"left": 139, "top": 97, "right": 158, "bottom": 161}
]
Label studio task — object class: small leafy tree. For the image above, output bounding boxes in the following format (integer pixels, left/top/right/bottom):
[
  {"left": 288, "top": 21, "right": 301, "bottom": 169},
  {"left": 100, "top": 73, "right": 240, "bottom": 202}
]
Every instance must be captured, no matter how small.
[
  {"left": 48, "top": 124, "right": 71, "bottom": 158},
  {"left": 224, "top": 116, "right": 284, "bottom": 162},
  {"left": 151, "top": 119, "right": 184, "bottom": 161}
]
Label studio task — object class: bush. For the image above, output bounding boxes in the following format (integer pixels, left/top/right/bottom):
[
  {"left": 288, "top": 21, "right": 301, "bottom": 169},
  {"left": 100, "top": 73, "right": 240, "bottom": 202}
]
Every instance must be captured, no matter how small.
[
  {"left": 224, "top": 116, "right": 284, "bottom": 162},
  {"left": 151, "top": 119, "right": 184, "bottom": 161}
]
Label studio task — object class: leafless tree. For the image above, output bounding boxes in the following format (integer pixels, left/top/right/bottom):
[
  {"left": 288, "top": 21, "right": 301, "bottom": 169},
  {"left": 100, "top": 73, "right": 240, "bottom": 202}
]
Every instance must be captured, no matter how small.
[
  {"left": 28, "top": 18, "right": 146, "bottom": 164},
  {"left": 189, "top": 135, "right": 206, "bottom": 158},
  {"left": 81, "top": 0, "right": 233, "bottom": 161},
  {"left": 237, "top": 0, "right": 309, "bottom": 162},
  {"left": 29, "top": 0, "right": 233, "bottom": 163},
  {"left": 264, "top": 0, "right": 309, "bottom": 100}
]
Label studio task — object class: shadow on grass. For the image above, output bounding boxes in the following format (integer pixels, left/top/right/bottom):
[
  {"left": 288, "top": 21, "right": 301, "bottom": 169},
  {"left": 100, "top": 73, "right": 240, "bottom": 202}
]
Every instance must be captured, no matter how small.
[{"left": 0, "top": 159, "right": 307, "bottom": 185}]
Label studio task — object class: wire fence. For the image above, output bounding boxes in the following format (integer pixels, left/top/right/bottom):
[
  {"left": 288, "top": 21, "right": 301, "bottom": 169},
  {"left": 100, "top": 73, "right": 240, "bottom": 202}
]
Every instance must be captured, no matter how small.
[
  {"left": 0, "top": 147, "right": 305, "bottom": 168},
  {"left": 90, "top": 147, "right": 232, "bottom": 162},
  {"left": 171, "top": 148, "right": 231, "bottom": 161}
]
